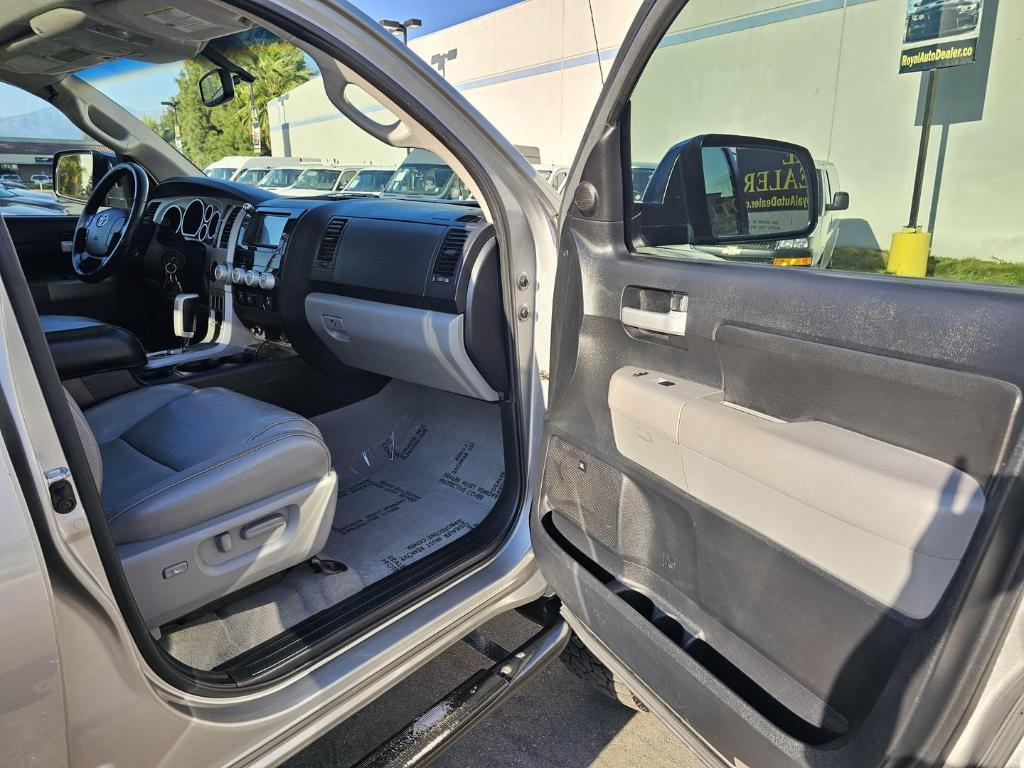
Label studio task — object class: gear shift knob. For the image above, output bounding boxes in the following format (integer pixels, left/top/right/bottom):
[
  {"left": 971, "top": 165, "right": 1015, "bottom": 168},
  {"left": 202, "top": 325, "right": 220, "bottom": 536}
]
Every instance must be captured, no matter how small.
[{"left": 173, "top": 293, "right": 200, "bottom": 346}]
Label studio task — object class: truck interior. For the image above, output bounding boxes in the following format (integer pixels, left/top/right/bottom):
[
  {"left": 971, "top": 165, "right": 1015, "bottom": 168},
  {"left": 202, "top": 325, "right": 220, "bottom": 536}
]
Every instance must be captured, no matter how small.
[{"left": 0, "top": 0, "right": 524, "bottom": 682}]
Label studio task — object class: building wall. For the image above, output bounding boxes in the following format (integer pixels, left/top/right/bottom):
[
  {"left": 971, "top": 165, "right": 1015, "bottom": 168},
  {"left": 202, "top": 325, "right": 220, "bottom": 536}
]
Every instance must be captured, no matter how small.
[
  {"left": 630, "top": 0, "right": 1021, "bottom": 260},
  {"left": 267, "top": 0, "right": 642, "bottom": 167},
  {"left": 269, "top": 0, "right": 1022, "bottom": 260}
]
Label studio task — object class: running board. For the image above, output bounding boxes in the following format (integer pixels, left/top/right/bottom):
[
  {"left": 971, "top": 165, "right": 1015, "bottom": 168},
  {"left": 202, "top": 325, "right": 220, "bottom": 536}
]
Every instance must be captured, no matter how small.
[{"left": 354, "top": 617, "right": 572, "bottom": 768}]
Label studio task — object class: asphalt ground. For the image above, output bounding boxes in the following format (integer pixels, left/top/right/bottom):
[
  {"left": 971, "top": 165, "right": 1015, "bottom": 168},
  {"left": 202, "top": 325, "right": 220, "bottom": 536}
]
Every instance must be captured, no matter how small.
[{"left": 283, "top": 611, "right": 701, "bottom": 768}]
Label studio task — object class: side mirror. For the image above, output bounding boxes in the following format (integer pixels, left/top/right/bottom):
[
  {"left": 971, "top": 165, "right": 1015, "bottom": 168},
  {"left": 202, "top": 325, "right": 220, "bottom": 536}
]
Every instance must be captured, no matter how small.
[
  {"left": 638, "top": 134, "right": 819, "bottom": 248},
  {"left": 199, "top": 68, "right": 235, "bottom": 107},
  {"left": 826, "top": 191, "right": 850, "bottom": 212},
  {"left": 52, "top": 150, "right": 113, "bottom": 203}
]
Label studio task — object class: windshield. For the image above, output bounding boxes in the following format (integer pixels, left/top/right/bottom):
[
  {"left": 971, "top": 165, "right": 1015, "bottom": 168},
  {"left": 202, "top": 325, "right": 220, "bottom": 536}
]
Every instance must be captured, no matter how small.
[
  {"left": 292, "top": 169, "right": 342, "bottom": 190},
  {"left": 235, "top": 168, "right": 270, "bottom": 185},
  {"left": 258, "top": 168, "right": 303, "bottom": 188},
  {"left": 384, "top": 164, "right": 455, "bottom": 196},
  {"left": 344, "top": 169, "right": 393, "bottom": 192},
  {"left": 78, "top": 28, "right": 319, "bottom": 174},
  {"left": 46, "top": 23, "right": 479, "bottom": 208},
  {"left": 206, "top": 167, "right": 237, "bottom": 181}
]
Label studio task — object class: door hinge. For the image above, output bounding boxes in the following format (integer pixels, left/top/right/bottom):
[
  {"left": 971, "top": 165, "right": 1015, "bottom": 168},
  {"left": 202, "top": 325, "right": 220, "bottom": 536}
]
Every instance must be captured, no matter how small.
[{"left": 45, "top": 467, "right": 77, "bottom": 514}]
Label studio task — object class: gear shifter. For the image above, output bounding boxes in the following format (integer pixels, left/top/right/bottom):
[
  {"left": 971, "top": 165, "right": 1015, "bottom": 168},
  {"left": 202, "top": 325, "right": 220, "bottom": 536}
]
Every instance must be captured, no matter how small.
[{"left": 173, "top": 293, "right": 200, "bottom": 353}]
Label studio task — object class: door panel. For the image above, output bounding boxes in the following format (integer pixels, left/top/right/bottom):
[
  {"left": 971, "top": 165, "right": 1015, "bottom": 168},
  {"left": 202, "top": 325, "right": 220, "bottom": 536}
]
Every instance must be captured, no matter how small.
[
  {"left": 536, "top": 129, "right": 1024, "bottom": 766},
  {"left": 4, "top": 215, "right": 118, "bottom": 321}
]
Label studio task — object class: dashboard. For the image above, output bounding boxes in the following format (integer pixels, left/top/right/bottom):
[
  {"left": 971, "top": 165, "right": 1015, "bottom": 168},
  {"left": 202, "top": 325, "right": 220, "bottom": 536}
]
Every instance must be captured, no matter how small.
[{"left": 137, "top": 177, "right": 507, "bottom": 400}]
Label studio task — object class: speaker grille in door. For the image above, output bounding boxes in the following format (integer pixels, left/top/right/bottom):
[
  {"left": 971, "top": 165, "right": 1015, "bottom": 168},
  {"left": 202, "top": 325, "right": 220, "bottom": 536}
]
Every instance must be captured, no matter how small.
[{"left": 542, "top": 436, "right": 620, "bottom": 550}]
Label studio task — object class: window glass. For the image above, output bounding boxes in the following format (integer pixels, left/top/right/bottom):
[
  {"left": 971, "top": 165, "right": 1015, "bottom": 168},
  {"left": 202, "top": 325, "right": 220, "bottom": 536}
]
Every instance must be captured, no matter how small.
[
  {"left": 292, "top": 168, "right": 341, "bottom": 190},
  {"left": 0, "top": 90, "right": 90, "bottom": 216},
  {"left": 447, "top": 175, "right": 475, "bottom": 202},
  {"left": 344, "top": 169, "right": 393, "bottom": 192},
  {"left": 384, "top": 164, "right": 455, "bottom": 197},
  {"left": 234, "top": 168, "right": 270, "bottom": 185},
  {"left": 258, "top": 168, "right": 303, "bottom": 188},
  {"left": 628, "top": 0, "right": 1022, "bottom": 286}
]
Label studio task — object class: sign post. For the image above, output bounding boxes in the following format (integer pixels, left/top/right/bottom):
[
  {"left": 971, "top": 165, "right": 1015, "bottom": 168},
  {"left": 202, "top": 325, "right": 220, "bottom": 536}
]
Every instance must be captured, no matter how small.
[
  {"left": 250, "top": 83, "right": 261, "bottom": 154},
  {"left": 889, "top": 0, "right": 985, "bottom": 276}
]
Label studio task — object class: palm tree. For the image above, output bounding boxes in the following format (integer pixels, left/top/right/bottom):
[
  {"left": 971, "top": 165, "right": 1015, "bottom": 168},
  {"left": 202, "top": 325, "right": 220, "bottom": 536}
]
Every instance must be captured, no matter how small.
[{"left": 228, "top": 42, "right": 313, "bottom": 153}]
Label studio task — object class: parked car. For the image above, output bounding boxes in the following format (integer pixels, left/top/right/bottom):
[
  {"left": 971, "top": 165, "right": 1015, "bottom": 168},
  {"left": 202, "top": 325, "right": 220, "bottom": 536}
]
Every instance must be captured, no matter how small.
[
  {"left": 0, "top": 3, "right": 1020, "bottom": 768},
  {"left": 254, "top": 165, "right": 308, "bottom": 191},
  {"left": 905, "top": 0, "right": 981, "bottom": 43},
  {"left": 29, "top": 172, "right": 52, "bottom": 186},
  {"left": 533, "top": 164, "right": 570, "bottom": 194},
  {"left": 630, "top": 162, "right": 657, "bottom": 201},
  {"left": 0, "top": 185, "right": 65, "bottom": 213},
  {"left": 0, "top": 172, "right": 26, "bottom": 188},
  {"left": 380, "top": 149, "right": 472, "bottom": 202},
  {"left": 695, "top": 161, "right": 849, "bottom": 267},
  {"left": 335, "top": 166, "right": 396, "bottom": 197},
  {"left": 204, "top": 155, "right": 320, "bottom": 182},
  {"left": 280, "top": 165, "right": 363, "bottom": 197}
]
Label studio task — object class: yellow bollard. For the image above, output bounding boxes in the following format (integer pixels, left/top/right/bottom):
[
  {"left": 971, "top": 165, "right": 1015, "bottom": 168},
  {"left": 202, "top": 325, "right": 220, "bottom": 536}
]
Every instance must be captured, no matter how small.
[{"left": 887, "top": 227, "right": 931, "bottom": 277}]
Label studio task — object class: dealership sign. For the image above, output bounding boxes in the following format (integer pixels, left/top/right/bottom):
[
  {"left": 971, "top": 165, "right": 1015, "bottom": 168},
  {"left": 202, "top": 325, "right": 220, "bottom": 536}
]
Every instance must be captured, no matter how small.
[{"left": 900, "top": 0, "right": 984, "bottom": 73}]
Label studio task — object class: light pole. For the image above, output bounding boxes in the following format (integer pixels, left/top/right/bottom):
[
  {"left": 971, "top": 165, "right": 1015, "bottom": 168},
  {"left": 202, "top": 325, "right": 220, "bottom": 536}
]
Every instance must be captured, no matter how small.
[
  {"left": 161, "top": 100, "right": 183, "bottom": 152},
  {"left": 379, "top": 18, "right": 422, "bottom": 46}
]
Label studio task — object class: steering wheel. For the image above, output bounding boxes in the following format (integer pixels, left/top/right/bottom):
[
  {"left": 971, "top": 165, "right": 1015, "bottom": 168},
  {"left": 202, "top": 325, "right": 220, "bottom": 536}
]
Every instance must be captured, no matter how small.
[{"left": 71, "top": 162, "right": 149, "bottom": 283}]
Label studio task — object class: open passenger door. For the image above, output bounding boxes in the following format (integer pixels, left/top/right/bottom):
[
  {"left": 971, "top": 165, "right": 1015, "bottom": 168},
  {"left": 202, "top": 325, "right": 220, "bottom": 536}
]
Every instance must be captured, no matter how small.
[{"left": 531, "top": 1, "right": 1024, "bottom": 766}]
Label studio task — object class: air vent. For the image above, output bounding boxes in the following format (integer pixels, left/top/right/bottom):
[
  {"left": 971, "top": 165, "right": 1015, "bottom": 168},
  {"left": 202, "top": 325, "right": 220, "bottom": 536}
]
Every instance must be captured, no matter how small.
[
  {"left": 315, "top": 217, "right": 348, "bottom": 269},
  {"left": 219, "top": 206, "right": 242, "bottom": 249},
  {"left": 456, "top": 213, "right": 483, "bottom": 223},
  {"left": 432, "top": 228, "right": 469, "bottom": 283},
  {"left": 143, "top": 200, "right": 160, "bottom": 221}
]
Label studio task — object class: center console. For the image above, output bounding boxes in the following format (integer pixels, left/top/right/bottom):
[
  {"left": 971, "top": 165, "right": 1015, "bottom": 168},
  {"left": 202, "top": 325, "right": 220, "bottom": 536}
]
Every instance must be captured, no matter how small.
[{"left": 212, "top": 206, "right": 300, "bottom": 341}]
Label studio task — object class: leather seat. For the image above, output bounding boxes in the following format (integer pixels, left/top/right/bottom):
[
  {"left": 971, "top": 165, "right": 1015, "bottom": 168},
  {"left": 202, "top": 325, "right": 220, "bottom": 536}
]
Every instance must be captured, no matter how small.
[{"left": 68, "top": 384, "right": 338, "bottom": 628}]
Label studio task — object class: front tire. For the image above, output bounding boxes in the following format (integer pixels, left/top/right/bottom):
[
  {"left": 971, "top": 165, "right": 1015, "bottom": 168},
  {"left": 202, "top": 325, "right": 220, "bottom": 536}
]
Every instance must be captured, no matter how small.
[{"left": 560, "top": 634, "right": 648, "bottom": 711}]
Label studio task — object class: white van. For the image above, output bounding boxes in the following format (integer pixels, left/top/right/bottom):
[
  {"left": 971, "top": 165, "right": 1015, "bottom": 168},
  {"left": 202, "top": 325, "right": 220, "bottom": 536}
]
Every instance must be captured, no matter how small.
[
  {"left": 203, "top": 156, "right": 319, "bottom": 183},
  {"left": 280, "top": 165, "right": 365, "bottom": 197}
]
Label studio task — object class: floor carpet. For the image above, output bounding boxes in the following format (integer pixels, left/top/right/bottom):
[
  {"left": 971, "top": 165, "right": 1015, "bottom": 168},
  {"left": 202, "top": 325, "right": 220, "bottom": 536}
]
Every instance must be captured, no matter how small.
[{"left": 160, "top": 381, "right": 504, "bottom": 670}]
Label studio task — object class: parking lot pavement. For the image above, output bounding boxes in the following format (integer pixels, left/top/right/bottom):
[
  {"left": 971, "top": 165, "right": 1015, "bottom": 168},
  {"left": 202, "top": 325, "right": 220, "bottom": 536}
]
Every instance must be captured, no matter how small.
[{"left": 284, "top": 611, "right": 702, "bottom": 768}]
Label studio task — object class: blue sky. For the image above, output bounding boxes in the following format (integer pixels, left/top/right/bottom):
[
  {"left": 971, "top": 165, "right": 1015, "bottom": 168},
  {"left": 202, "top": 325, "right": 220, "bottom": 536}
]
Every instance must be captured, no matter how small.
[{"left": 0, "top": 0, "right": 521, "bottom": 122}]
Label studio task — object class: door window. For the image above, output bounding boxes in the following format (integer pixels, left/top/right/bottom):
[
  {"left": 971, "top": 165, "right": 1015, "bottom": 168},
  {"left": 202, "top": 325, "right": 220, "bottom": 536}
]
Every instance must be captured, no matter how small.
[
  {"left": 0, "top": 91, "right": 89, "bottom": 217},
  {"left": 627, "top": 0, "right": 1021, "bottom": 286}
]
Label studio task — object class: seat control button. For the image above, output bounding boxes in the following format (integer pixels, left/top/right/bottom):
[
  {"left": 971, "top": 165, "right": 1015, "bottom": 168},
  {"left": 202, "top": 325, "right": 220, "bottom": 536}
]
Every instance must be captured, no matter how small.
[
  {"left": 215, "top": 532, "right": 232, "bottom": 553},
  {"left": 163, "top": 561, "right": 188, "bottom": 579},
  {"left": 240, "top": 514, "right": 286, "bottom": 541}
]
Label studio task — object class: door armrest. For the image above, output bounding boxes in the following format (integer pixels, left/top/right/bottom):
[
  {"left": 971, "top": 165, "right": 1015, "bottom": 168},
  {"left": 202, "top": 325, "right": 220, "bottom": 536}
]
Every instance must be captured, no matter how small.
[{"left": 40, "top": 315, "right": 146, "bottom": 379}]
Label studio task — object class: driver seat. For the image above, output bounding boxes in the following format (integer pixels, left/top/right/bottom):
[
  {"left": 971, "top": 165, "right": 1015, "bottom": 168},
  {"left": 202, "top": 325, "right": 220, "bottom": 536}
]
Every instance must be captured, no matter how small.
[{"left": 65, "top": 383, "right": 338, "bottom": 629}]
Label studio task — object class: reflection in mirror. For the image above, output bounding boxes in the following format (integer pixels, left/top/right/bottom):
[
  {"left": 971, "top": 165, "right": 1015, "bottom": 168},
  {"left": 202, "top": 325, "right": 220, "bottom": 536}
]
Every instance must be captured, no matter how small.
[
  {"left": 55, "top": 152, "right": 94, "bottom": 203},
  {"left": 701, "top": 146, "right": 812, "bottom": 239}
]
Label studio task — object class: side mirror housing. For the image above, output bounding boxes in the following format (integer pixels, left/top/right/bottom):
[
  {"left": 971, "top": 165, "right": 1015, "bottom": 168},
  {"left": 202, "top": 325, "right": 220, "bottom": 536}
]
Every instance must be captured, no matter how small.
[
  {"left": 637, "top": 134, "right": 819, "bottom": 248},
  {"left": 827, "top": 190, "right": 850, "bottom": 212},
  {"left": 199, "top": 68, "right": 235, "bottom": 107},
  {"left": 52, "top": 149, "right": 113, "bottom": 203}
]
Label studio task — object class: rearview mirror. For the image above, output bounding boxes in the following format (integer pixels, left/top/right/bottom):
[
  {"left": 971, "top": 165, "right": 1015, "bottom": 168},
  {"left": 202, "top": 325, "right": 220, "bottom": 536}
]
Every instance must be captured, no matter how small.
[
  {"left": 637, "top": 134, "right": 819, "bottom": 248},
  {"left": 199, "top": 68, "right": 235, "bottom": 107},
  {"left": 52, "top": 150, "right": 113, "bottom": 203}
]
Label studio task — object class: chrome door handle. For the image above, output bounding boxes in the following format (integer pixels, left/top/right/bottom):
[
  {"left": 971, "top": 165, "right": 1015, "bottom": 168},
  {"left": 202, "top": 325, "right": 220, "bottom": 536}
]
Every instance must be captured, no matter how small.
[
  {"left": 621, "top": 296, "right": 688, "bottom": 337},
  {"left": 60, "top": 240, "right": 73, "bottom": 254}
]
